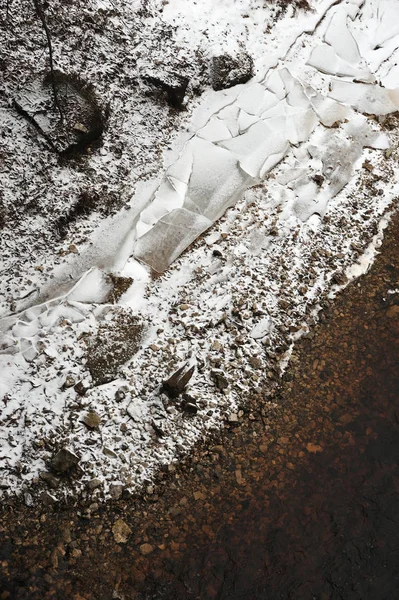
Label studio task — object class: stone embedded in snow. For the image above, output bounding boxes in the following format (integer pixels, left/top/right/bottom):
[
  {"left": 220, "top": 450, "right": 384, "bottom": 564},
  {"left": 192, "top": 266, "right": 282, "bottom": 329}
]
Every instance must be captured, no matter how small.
[
  {"left": 162, "top": 363, "right": 195, "bottom": 398},
  {"left": 329, "top": 81, "right": 399, "bottom": 115},
  {"left": 211, "top": 52, "right": 254, "bottom": 91},
  {"left": 51, "top": 448, "right": 79, "bottom": 474},
  {"left": 13, "top": 73, "right": 104, "bottom": 155},
  {"left": 143, "top": 69, "right": 189, "bottom": 107}
]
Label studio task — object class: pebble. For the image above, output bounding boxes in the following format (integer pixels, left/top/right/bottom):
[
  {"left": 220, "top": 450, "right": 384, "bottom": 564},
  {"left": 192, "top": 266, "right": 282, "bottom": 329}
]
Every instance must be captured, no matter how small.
[
  {"left": 112, "top": 519, "right": 132, "bottom": 544},
  {"left": 83, "top": 411, "right": 101, "bottom": 429},
  {"left": 140, "top": 543, "right": 154, "bottom": 555}
]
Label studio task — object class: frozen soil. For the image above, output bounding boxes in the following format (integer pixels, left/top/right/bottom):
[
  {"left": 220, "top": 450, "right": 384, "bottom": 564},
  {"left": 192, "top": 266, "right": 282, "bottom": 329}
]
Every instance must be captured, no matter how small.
[
  {"left": 0, "top": 202, "right": 397, "bottom": 600},
  {"left": 1, "top": 0, "right": 399, "bottom": 502}
]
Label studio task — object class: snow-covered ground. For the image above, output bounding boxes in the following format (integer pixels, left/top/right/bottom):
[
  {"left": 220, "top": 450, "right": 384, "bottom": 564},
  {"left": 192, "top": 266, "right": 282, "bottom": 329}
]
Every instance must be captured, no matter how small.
[{"left": 1, "top": 0, "right": 399, "bottom": 502}]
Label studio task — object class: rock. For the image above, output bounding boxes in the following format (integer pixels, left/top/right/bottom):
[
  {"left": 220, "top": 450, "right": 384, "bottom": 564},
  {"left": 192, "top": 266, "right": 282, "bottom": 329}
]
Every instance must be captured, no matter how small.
[
  {"left": 13, "top": 72, "right": 105, "bottom": 155},
  {"left": 235, "top": 469, "right": 244, "bottom": 485},
  {"left": 306, "top": 442, "right": 323, "bottom": 454},
  {"left": 386, "top": 305, "right": 399, "bottom": 318},
  {"left": 82, "top": 411, "right": 101, "bottom": 429},
  {"left": 143, "top": 69, "right": 189, "bottom": 107},
  {"left": 140, "top": 543, "right": 154, "bottom": 555},
  {"left": 181, "top": 400, "right": 198, "bottom": 415},
  {"left": 112, "top": 519, "right": 131, "bottom": 544},
  {"left": 50, "top": 448, "right": 79, "bottom": 474},
  {"left": 162, "top": 363, "right": 195, "bottom": 398},
  {"left": 24, "top": 492, "right": 34, "bottom": 507},
  {"left": 40, "top": 491, "right": 57, "bottom": 506},
  {"left": 228, "top": 413, "right": 239, "bottom": 423},
  {"left": 211, "top": 369, "right": 229, "bottom": 391},
  {"left": 74, "top": 381, "right": 88, "bottom": 396},
  {"left": 86, "top": 311, "right": 144, "bottom": 385},
  {"left": 193, "top": 490, "right": 206, "bottom": 501},
  {"left": 115, "top": 387, "right": 128, "bottom": 402},
  {"left": 103, "top": 446, "right": 118, "bottom": 458},
  {"left": 110, "top": 484, "right": 123, "bottom": 500},
  {"left": 211, "top": 52, "right": 254, "bottom": 91},
  {"left": 40, "top": 471, "right": 60, "bottom": 489},
  {"left": 87, "top": 478, "right": 102, "bottom": 491},
  {"left": 62, "top": 374, "right": 76, "bottom": 389}
]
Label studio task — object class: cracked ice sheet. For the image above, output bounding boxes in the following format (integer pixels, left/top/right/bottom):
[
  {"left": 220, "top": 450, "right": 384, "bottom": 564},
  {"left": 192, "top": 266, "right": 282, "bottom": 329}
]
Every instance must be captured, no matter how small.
[{"left": 132, "top": 0, "right": 399, "bottom": 273}]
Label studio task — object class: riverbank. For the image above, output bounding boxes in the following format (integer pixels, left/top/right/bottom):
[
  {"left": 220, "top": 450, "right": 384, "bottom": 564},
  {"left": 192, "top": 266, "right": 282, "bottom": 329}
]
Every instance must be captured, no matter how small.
[{"left": 1, "top": 210, "right": 398, "bottom": 599}]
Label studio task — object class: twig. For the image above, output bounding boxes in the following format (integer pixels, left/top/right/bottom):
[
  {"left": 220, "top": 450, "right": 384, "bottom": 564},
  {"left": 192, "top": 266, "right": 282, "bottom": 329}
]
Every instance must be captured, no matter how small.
[{"left": 32, "top": 0, "right": 63, "bottom": 122}]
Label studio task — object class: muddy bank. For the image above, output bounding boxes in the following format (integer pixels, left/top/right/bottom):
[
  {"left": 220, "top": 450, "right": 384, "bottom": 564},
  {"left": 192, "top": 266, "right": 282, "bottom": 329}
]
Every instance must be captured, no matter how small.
[{"left": 0, "top": 212, "right": 398, "bottom": 599}]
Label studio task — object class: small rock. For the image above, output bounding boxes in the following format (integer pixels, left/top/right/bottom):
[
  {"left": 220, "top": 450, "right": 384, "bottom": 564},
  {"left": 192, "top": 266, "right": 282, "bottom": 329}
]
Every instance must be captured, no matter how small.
[
  {"left": 211, "top": 340, "right": 223, "bottom": 352},
  {"left": 74, "top": 381, "right": 88, "bottom": 396},
  {"left": 40, "top": 491, "right": 57, "bottom": 506},
  {"left": 87, "top": 478, "right": 102, "bottom": 491},
  {"left": 235, "top": 469, "right": 244, "bottom": 485},
  {"left": 62, "top": 374, "right": 76, "bottom": 389},
  {"left": 182, "top": 401, "right": 198, "bottom": 415},
  {"left": 112, "top": 519, "right": 132, "bottom": 544},
  {"left": 211, "top": 52, "right": 254, "bottom": 91},
  {"left": 103, "top": 446, "right": 118, "bottom": 458},
  {"left": 386, "top": 305, "right": 399, "bottom": 318},
  {"left": 193, "top": 490, "right": 206, "bottom": 501},
  {"left": 140, "top": 543, "right": 154, "bottom": 556},
  {"left": 143, "top": 69, "right": 189, "bottom": 107},
  {"left": 228, "top": 413, "right": 239, "bottom": 423},
  {"left": 82, "top": 411, "right": 101, "bottom": 429},
  {"left": 51, "top": 448, "right": 79, "bottom": 474},
  {"left": 115, "top": 387, "right": 128, "bottom": 402},
  {"left": 306, "top": 442, "right": 323, "bottom": 454},
  {"left": 24, "top": 492, "right": 34, "bottom": 507},
  {"left": 162, "top": 363, "right": 195, "bottom": 398},
  {"left": 211, "top": 369, "right": 229, "bottom": 391},
  {"left": 110, "top": 484, "right": 124, "bottom": 500},
  {"left": 40, "top": 471, "right": 60, "bottom": 489}
]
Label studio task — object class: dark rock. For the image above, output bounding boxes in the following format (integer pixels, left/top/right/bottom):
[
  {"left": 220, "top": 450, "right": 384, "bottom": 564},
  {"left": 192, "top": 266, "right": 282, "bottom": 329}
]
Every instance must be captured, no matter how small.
[
  {"left": 143, "top": 69, "right": 189, "bottom": 107},
  {"left": 162, "top": 364, "right": 195, "bottom": 398},
  {"left": 86, "top": 311, "right": 144, "bottom": 385},
  {"left": 13, "top": 71, "right": 105, "bottom": 155},
  {"left": 74, "top": 381, "right": 88, "bottom": 396},
  {"left": 40, "top": 471, "right": 60, "bottom": 489},
  {"left": 50, "top": 448, "right": 79, "bottom": 474},
  {"left": 115, "top": 387, "right": 128, "bottom": 402},
  {"left": 151, "top": 420, "right": 165, "bottom": 438},
  {"left": 211, "top": 369, "right": 229, "bottom": 391},
  {"left": 211, "top": 52, "right": 254, "bottom": 91},
  {"left": 182, "top": 401, "right": 198, "bottom": 415},
  {"left": 40, "top": 491, "right": 57, "bottom": 506},
  {"left": 181, "top": 393, "right": 199, "bottom": 415}
]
